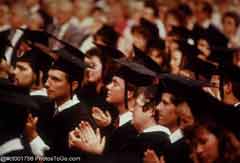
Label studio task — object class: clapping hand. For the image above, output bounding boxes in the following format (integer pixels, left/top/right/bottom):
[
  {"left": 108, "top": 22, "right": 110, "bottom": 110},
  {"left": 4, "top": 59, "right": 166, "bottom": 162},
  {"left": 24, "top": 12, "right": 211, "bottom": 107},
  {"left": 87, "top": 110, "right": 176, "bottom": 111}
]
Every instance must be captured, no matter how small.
[
  {"left": 92, "top": 107, "right": 112, "bottom": 128},
  {"left": 69, "top": 121, "right": 106, "bottom": 155}
]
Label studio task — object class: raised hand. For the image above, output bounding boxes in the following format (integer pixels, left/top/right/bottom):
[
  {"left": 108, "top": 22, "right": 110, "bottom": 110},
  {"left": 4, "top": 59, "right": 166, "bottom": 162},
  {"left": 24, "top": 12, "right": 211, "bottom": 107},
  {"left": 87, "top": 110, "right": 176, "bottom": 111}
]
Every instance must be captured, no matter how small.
[
  {"left": 92, "top": 107, "right": 112, "bottom": 128},
  {"left": 25, "top": 113, "right": 39, "bottom": 142},
  {"left": 69, "top": 121, "right": 106, "bottom": 155},
  {"left": 144, "top": 149, "right": 165, "bottom": 163}
]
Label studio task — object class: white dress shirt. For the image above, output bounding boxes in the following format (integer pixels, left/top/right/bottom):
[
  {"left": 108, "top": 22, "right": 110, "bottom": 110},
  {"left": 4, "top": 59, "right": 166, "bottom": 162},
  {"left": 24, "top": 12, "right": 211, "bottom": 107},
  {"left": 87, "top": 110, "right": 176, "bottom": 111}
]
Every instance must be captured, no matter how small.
[
  {"left": 4, "top": 25, "right": 27, "bottom": 64},
  {"left": 119, "top": 111, "right": 133, "bottom": 127},
  {"left": 143, "top": 125, "right": 171, "bottom": 136},
  {"left": 170, "top": 129, "right": 184, "bottom": 144},
  {"left": 0, "top": 138, "right": 24, "bottom": 155}
]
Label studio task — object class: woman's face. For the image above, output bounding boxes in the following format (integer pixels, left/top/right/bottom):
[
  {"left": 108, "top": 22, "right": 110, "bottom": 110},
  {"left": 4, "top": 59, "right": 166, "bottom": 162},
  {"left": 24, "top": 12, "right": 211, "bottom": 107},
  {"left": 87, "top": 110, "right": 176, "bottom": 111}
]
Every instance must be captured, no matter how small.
[
  {"left": 197, "top": 39, "right": 211, "bottom": 58},
  {"left": 148, "top": 48, "right": 164, "bottom": 66},
  {"left": 223, "top": 16, "right": 238, "bottom": 35},
  {"left": 195, "top": 127, "right": 219, "bottom": 163},
  {"left": 132, "top": 32, "right": 147, "bottom": 52},
  {"left": 170, "top": 50, "right": 183, "bottom": 69},
  {"left": 84, "top": 56, "right": 103, "bottom": 83}
]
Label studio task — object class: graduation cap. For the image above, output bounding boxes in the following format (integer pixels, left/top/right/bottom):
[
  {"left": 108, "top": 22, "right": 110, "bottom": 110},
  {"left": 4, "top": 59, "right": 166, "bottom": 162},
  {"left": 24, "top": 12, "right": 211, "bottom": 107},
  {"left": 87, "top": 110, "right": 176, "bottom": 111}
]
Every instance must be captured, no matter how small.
[
  {"left": 133, "top": 46, "right": 162, "bottom": 73},
  {"left": 95, "top": 43, "right": 125, "bottom": 60},
  {"left": 19, "top": 28, "right": 49, "bottom": 45},
  {"left": 51, "top": 47, "right": 87, "bottom": 82},
  {"left": 192, "top": 25, "right": 229, "bottom": 48},
  {"left": 94, "top": 24, "right": 119, "bottom": 47},
  {"left": 140, "top": 18, "right": 159, "bottom": 39},
  {"left": 113, "top": 58, "right": 157, "bottom": 109},
  {"left": 157, "top": 73, "right": 240, "bottom": 135},
  {"left": 15, "top": 42, "right": 55, "bottom": 86}
]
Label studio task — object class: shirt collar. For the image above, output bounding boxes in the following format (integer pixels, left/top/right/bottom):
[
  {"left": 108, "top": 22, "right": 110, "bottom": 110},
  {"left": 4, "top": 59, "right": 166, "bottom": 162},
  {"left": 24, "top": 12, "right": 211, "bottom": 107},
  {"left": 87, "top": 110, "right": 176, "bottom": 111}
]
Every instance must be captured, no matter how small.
[
  {"left": 170, "top": 128, "right": 184, "bottom": 143},
  {"left": 0, "top": 138, "right": 24, "bottom": 155},
  {"left": 0, "top": 24, "right": 10, "bottom": 32},
  {"left": 143, "top": 125, "right": 171, "bottom": 136},
  {"left": 30, "top": 88, "right": 48, "bottom": 96},
  {"left": 56, "top": 94, "right": 80, "bottom": 113},
  {"left": 119, "top": 111, "right": 132, "bottom": 127}
]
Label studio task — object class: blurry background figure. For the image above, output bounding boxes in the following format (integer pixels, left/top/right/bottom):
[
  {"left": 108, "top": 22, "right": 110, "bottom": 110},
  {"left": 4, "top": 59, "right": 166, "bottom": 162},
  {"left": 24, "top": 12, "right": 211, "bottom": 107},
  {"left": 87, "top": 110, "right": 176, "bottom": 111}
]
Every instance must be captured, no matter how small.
[
  {"left": 221, "top": 11, "right": 240, "bottom": 47},
  {"left": 47, "top": 0, "right": 84, "bottom": 49}
]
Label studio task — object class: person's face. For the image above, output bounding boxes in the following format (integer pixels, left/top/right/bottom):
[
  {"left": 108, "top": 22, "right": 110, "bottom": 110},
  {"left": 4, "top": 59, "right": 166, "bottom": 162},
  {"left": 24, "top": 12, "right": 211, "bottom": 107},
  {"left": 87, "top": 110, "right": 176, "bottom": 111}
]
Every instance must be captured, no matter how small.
[
  {"left": 194, "top": 3, "right": 208, "bottom": 24},
  {"left": 13, "top": 61, "right": 36, "bottom": 88},
  {"left": 233, "top": 51, "right": 240, "bottom": 68},
  {"left": 132, "top": 32, "right": 147, "bottom": 51},
  {"left": 45, "top": 69, "right": 71, "bottom": 101},
  {"left": 223, "top": 16, "right": 238, "bottom": 34},
  {"left": 25, "top": 0, "right": 39, "bottom": 7},
  {"left": 84, "top": 56, "right": 103, "bottom": 83},
  {"left": 56, "top": 8, "right": 72, "bottom": 25},
  {"left": 106, "top": 76, "right": 125, "bottom": 105},
  {"left": 132, "top": 94, "right": 153, "bottom": 131},
  {"left": 195, "top": 127, "right": 219, "bottom": 163},
  {"left": 165, "top": 14, "right": 180, "bottom": 34},
  {"left": 143, "top": 7, "right": 155, "bottom": 21},
  {"left": 197, "top": 39, "right": 210, "bottom": 57},
  {"left": 156, "top": 93, "right": 178, "bottom": 128},
  {"left": 148, "top": 49, "right": 164, "bottom": 66},
  {"left": 170, "top": 50, "right": 183, "bottom": 69}
]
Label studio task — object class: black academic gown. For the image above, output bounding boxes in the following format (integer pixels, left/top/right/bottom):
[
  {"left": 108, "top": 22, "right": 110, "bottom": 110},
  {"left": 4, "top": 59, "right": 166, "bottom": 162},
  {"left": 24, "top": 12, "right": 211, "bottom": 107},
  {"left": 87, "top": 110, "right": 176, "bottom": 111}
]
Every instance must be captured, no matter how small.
[
  {"left": 164, "top": 137, "right": 193, "bottom": 163},
  {"left": 98, "top": 131, "right": 170, "bottom": 163},
  {"left": 77, "top": 84, "right": 118, "bottom": 137},
  {"left": 105, "top": 121, "right": 138, "bottom": 153},
  {"left": 44, "top": 102, "right": 97, "bottom": 158}
]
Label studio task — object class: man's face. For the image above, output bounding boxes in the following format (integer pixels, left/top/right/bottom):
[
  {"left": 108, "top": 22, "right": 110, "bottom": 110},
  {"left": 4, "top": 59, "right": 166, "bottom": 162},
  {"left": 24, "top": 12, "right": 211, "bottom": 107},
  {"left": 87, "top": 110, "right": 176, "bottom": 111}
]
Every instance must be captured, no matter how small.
[
  {"left": 106, "top": 76, "right": 125, "bottom": 105},
  {"left": 13, "top": 61, "right": 36, "bottom": 88},
  {"left": 45, "top": 69, "right": 71, "bottom": 101},
  {"left": 156, "top": 92, "right": 178, "bottom": 128}
]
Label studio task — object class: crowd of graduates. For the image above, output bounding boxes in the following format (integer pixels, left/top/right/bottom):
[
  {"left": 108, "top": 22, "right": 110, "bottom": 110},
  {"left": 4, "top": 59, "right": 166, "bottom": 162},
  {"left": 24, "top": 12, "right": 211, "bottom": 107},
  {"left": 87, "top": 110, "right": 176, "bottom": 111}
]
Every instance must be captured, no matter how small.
[{"left": 0, "top": 0, "right": 240, "bottom": 162}]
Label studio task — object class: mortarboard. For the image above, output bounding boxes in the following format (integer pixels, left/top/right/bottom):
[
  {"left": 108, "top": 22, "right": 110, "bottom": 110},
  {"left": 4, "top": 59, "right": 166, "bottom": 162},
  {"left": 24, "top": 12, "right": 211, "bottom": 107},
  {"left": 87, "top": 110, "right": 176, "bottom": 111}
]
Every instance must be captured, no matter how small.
[
  {"left": 114, "top": 58, "right": 157, "bottom": 87},
  {"left": 192, "top": 25, "right": 229, "bottom": 48},
  {"left": 133, "top": 46, "right": 162, "bottom": 73},
  {"left": 140, "top": 18, "right": 159, "bottom": 39},
  {"left": 19, "top": 28, "right": 49, "bottom": 45},
  {"left": 113, "top": 58, "right": 157, "bottom": 109},
  {"left": 51, "top": 47, "right": 87, "bottom": 82},
  {"left": 95, "top": 43, "right": 125, "bottom": 60}
]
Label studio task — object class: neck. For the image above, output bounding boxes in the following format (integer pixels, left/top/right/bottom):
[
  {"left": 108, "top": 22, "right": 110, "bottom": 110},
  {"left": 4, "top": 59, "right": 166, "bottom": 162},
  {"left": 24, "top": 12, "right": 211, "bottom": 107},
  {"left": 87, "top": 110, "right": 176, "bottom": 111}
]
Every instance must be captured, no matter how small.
[
  {"left": 139, "top": 120, "right": 157, "bottom": 133},
  {"left": 55, "top": 95, "right": 71, "bottom": 107},
  {"left": 168, "top": 123, "right": 179, "bottom": 133},
  {"left": 117, "top": 102, "right": 128, "bottom": 115},
  {"left": 95, "top": 81, "right": 103, "bottom": 94},
  {"left": 223, "top": 94, "right": 239, "bottom": 105}
]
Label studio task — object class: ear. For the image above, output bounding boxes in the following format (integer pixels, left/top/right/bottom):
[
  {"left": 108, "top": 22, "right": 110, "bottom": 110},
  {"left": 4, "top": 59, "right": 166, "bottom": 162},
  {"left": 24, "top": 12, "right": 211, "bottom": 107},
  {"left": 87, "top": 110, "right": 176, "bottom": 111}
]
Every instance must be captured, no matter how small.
[
  {"left": 127, "top": 90, "right": 134, "bottom": 100},
  {"left": 224, "top": 82, "right": 232, "bottom": 94},
  {"left": 71, "top": 81, "right": 79, "bottom": 92}
]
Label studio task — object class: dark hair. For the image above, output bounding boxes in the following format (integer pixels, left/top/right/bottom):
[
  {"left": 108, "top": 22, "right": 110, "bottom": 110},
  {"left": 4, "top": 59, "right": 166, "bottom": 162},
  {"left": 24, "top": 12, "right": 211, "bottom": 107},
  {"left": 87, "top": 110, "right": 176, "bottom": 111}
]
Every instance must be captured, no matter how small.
[
  {"left": 187, "top": 119, "right": 240, "bottom": 163},
  {"left": 198, "top": 1, "right": 213, "bottom": 17},
  {"left": 144, "top": 0, "right": 159, "bottom": 17},
  {"left": 222, "top": 11, "right": 240, "bottom": 27},
  {"left": 94, "top": 25, "right": 119, "bottom": 48},
  {"left": 164, "top": 8, "right": 186, "bottom": 27}
]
